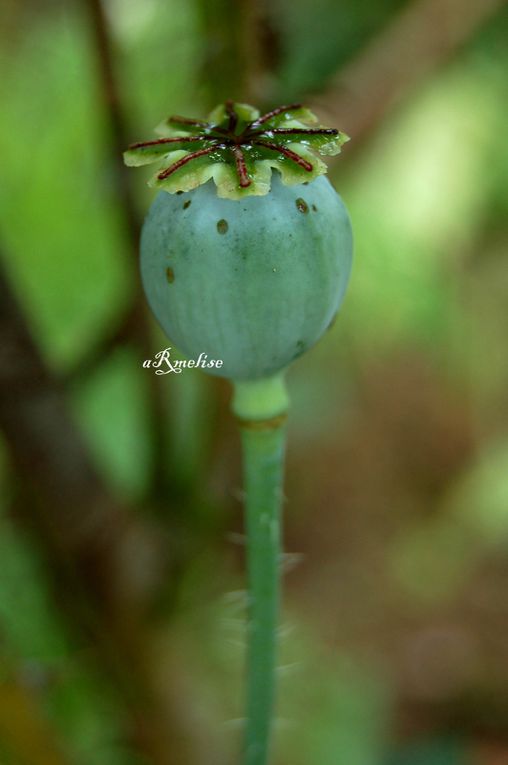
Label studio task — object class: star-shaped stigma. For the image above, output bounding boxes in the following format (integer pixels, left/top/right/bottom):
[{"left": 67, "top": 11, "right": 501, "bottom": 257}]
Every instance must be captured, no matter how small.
[{"left": 124, "top": 101, "right": 349, "bottom": 200}]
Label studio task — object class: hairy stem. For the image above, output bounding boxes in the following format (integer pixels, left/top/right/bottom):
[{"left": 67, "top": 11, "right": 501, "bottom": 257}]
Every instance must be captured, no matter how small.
[{"left": 232, "top": 374, "right": 289, "bottom": 765}]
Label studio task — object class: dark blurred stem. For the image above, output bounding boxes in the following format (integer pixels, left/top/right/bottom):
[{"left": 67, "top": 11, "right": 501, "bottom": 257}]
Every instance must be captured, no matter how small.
[
  {"left": 86, "top": 0, "right": 140, "bottom": 246},
  {"left": 195, "top": 0, "right": 277, "bottom": 106},
  {"left": 85, "top": 0, "right": 168, "bottom": 496},
  {"left": 195, "top": 0, "right": 249, "bottom": 103}
]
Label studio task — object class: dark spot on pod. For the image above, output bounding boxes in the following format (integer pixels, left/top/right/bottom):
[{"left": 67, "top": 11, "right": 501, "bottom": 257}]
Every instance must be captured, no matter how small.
[
  {"left": 176, "top": 190, "right": 184, "bottom": 195},
  {"left": 292, "top": 339, "right": 306, "bottom": 359},
  {"left": 312, "top": 204, "right": 318, "bottom": 212},
  {"left": 183, "top": 199, "right": 191, "bottom": 209},
  {"left": 217, "top": 219, "right": 229, "bottom": 234},
  {"left": 302, "top": 181, "right": 309, "bottom": 186},
  {"left": 166, "top": 267, "right": 175, "bottom": 284},
  {"left": 295, "top": 198, "right": 308, "bottom": 214}
]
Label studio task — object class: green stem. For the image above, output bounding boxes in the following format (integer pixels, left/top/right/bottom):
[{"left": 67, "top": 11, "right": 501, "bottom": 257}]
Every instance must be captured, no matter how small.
[{"left": 232, "top": 374, "right": 289, "bottom": 765}]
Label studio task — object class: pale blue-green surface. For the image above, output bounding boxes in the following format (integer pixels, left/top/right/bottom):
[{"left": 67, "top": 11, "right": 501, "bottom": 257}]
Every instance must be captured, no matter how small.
[{"left": 140, "top": 175, "right": 353, "bottom": 380}]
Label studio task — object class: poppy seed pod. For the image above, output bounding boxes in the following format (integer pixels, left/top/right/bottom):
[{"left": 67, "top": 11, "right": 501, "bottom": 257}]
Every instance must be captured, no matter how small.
[
  {"left": 125, "top": 101, "right": 353, "bottom": 381},
  {"left": 140, "top": 175, "right": 352, "bottom": 380}
]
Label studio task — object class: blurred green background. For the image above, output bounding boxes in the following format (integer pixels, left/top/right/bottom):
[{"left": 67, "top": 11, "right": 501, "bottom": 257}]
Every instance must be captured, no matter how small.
[{"left": 1, "top": 0, "right": 508, "bottom": 763}]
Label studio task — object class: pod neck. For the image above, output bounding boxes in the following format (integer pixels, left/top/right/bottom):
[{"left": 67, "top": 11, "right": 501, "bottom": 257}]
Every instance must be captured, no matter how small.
[{"left": 232, "top": 372, "right": 289, "bottom": 426}]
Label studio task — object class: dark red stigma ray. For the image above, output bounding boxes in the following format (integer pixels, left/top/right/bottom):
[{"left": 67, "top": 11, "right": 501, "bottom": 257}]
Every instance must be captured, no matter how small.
[
  {"left": 252, "top": 140, "right": 313, "bottom": 172},
  {"left": 250, "top": 104, "right": 302, "bottom": 127},
  {"left": 129, "top": 135, "right": 220, "bottom": 150},
  {"left": 230, "top": 145, "right": 251, "bottom": 188},
  {"left": 166, "top": 115, "right": 210, "bottom": 127},
  {"left": 225, "top": 100, "right": 238, "bottom": 134},
  {"left": 157, "top": 146, "right": 219, "bottom": 180}
]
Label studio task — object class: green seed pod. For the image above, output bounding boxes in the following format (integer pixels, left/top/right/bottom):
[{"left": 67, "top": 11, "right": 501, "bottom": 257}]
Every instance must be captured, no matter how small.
[
  {"left": 140, "top": 175, "right": 352, "bottom": 380},
  {"left": 125, "top": 101, "right": 353, "bottom": 381}
]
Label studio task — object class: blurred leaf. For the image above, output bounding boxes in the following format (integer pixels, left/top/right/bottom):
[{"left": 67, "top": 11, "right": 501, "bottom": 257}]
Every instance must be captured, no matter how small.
[
  {"left": 340, "top": 53, "right": 508, "bottom": 364},
  {"left": 0, "top": 515, "right": 69, "bottom": 662},
  {"left": 0, "top": 10, "right": 133, "bottom": 369},
  {"left": 45, "top": 672, "right": 135, "bottom": 765},
  {"left": 278, "top": 646, "right": 389, "bottom": 765},
  {"left": 385, "top": 736, "right": 469, "bottom": 765},
  {"left": 389, "top": 516, "right": 476, "bottom": 604},
  {"left": 449, "top": 440, "right": 508, "bottom": 545},
  {"left": 272, "top": 0, "right": 408, "bottom": 97},
  {"left": 72, "top": 348, "right": 152, "bottom": 498}
]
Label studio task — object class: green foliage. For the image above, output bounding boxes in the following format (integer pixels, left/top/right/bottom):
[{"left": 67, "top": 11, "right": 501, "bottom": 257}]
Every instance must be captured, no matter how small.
[
  {"left": 340, "top": 53, "right": 508, "bottom": 361},
  {"left": 385, "top": 737, "right": 470, "bottom": 765},
  {"left": 0, "top": 513, "right": 69, "bottom": 663},
  {"left": 72, "top": 348, "right": 153, "bottom": 497},
  {"left": 0, "top": 504, "right": 135, "bottom": 765},
  {"left": 279, "top": 653, "right": 389, "bottom": 765},
  {"left": 0, "top": 10, "right": 132, "bottom": 369},
  {"left": 272, "top": 0, "right": 408, "bottom": 96}
]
